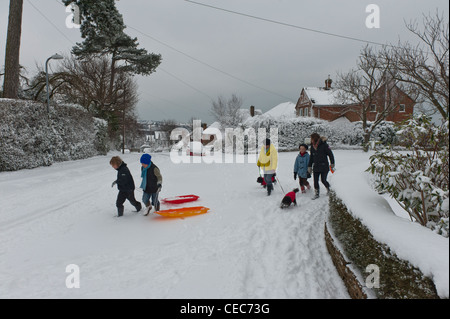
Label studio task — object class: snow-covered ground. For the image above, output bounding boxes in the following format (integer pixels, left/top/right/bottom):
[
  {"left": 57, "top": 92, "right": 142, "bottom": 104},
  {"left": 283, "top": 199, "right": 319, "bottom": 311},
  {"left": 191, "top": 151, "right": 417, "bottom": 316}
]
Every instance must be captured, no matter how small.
[{"left": 0, "top": 150, "right": 447, "bottom": 298}]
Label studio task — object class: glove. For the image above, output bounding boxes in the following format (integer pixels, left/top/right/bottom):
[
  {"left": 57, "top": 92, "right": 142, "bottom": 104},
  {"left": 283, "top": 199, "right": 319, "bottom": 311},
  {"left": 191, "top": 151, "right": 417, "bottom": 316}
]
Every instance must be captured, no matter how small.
[
  {"left": 330, "top": 164, "right": 335, "bottom": 169},
  {"left": 307, "top": 167, "right": 312, "bottom": 174},
  {"left": 157, "top": 184, "right": 162, "bottom": 193},
  {"left": 294, "top": 173, "right": 297, "bottom": 180},
  {"left": 111, "top": 181, "right": 117, "bottom": 188},
  {"left": 257, "top": 161, "right": 261, "bottom": 167}
]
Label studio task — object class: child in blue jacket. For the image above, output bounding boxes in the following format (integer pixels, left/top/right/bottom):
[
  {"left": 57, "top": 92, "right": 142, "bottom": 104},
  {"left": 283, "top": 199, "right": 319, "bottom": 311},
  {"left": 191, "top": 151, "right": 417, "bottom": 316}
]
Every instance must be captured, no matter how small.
[{"left": 293, "top": 144, "right": 311, "bottom": 193}]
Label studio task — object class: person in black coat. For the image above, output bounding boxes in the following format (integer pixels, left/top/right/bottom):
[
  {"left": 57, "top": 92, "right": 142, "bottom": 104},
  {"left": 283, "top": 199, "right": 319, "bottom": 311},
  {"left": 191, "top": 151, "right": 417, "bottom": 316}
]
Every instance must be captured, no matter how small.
[
  {"left": 307, "top": 133, "right": 335, "bottom": 199},
  {"left": 110, "top": 156, "right": 142, "bottom": 217}
]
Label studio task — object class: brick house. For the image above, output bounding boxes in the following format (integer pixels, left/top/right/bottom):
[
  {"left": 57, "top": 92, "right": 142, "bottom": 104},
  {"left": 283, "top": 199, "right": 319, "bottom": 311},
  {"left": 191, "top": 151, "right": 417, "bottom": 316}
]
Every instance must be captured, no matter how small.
[{"left": 295, "top": 78, "right": 415, "bottom": 123}]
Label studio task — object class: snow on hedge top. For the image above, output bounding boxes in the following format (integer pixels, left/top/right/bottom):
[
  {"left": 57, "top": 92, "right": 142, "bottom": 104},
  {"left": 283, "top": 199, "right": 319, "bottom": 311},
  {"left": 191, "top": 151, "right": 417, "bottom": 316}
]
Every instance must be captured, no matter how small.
[{"left": 264, "top": 102, "right": 297, "bottom": 118}]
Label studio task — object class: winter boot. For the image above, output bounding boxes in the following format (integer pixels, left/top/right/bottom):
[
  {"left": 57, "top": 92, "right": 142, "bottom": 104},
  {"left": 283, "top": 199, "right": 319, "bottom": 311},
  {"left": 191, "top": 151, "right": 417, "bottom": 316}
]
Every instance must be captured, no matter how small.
[
  {"left": 312, "top": 189, "right": 320, "bottom": 200},
  {"left": 117, "top": 207, "right": 124, "bottom": 217},
  {"left": 326, "top": 186, "right": 331, "bottom": 195},
  {"left": 135, "top": 202, "right": 142, "bottom": 213},
  {"left": 267, "top": 184, "right": 273, "bottom": 196},
  {"left": 300, "top": 186, "right": 306, "bottom": 194},
  {"left": 155, "top": 201, "right": 160, "bottom": 212},
  {"left": 144, "top": 204, "right": 152, "bottom": 216}
]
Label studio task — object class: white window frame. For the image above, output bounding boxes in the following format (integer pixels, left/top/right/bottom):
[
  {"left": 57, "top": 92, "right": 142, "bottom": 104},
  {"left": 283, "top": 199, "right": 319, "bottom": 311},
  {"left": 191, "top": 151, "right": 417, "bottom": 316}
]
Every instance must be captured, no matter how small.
[
  {"left": 370, "top": 104, "right": 377, "bottom": 112},
  {"left": 399, "top": 104, "right": 406, "bottom": 112}
]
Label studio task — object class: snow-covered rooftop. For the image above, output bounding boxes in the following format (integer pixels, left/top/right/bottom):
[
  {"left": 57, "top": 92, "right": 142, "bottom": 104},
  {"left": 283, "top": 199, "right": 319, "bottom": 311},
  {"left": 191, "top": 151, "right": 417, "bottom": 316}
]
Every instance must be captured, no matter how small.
[
  {"left": 303, "top": 87, "right": 354, "bottom": 106},
  {"left": 264, "top": 102, "right": 296, "bottom": 118}
]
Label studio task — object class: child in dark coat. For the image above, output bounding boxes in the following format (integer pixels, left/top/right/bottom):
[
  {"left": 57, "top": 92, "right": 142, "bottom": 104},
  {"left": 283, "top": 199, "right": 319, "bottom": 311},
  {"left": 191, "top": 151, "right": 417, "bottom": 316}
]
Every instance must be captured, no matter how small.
[
  {"left": 110, "top": 156, "right": 142, "bottom": 217},
  {"left": 280, "top": 188, "right": 299, "bottom": 208}
]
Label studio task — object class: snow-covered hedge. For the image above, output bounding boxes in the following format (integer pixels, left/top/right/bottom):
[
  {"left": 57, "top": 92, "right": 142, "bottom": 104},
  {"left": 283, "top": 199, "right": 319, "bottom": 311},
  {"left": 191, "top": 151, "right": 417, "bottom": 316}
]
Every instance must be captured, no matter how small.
[
  {"left": 0, "top": 99, "right": 108, "bottom": 171},
  {"left": 328, "top": 191, "right": 440, "bottom": 299},
  {"left": 243, "top": 114, "right": 396, "bottom": 151}
]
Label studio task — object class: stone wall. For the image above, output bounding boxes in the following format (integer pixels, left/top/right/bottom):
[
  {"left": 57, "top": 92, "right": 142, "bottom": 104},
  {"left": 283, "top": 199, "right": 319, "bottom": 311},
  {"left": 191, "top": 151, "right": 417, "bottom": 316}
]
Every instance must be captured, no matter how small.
[{"left": 324, "top": 223, "right": 367, "bottom": 299}]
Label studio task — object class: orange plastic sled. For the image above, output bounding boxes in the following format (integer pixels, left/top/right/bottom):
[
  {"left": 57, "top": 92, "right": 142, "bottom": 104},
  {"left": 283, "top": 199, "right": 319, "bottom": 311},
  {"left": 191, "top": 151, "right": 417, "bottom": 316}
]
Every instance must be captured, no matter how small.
[{"left": 154, "top": 206, "right": 210, "bottom": 218}]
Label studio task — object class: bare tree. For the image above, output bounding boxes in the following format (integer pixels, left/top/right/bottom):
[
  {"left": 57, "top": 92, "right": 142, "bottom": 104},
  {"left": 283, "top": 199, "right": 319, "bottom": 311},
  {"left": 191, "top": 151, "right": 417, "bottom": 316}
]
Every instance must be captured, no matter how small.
[
  {"left": 2, "top": 0, "right": 24, "bottom": 99},
  {"left": 210, "top": 94, "right": 244, "bottom": 127},
  {"left": 26, "top": 55, "right": 138, "bottom": 118},
  {"left": 335, "top": 45, "right": 400, "bottom": 151},
  {"left": 25, "top": 54, "right": 139, "bottom": 149},
  {"left": 385, "top": 10, "right": 449, "bottom": 120}
]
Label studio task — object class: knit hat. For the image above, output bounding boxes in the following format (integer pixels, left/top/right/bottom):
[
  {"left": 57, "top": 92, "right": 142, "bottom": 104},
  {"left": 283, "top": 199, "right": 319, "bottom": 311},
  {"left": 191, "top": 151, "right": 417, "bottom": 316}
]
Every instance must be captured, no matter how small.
[
  {"left": 140, "top": 153, "right": 151, "bottom": 165},
  {"left": 299, "top": 143, "right": 308, "bottom": 150},
  {"left": 265, "top": 138, "right": 271, "bottom": 146}
]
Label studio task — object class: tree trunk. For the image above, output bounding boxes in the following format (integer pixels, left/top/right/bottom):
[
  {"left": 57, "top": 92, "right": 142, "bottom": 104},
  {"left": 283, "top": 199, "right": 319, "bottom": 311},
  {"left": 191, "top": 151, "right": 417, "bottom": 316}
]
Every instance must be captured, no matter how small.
[
  {"left": 109, "top": 53, "right": 117, "bottom": 104},
  {"left": 2, "top": 0, "right": 24, "bottom": 99}
]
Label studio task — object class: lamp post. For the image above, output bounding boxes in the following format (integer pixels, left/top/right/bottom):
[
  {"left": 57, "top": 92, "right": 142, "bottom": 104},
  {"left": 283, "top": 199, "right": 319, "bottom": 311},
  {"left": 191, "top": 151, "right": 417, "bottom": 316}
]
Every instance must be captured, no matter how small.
[{"left": 45, "top": 53, "right": 64, "bottom": 115}]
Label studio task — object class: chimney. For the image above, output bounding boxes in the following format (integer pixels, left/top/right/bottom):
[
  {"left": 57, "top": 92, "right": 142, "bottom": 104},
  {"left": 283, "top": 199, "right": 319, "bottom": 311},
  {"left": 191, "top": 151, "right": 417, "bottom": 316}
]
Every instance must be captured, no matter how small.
[
  {"left": 325, "top": 75, "right": 332, "bottom": 90},
  {"left": 250, "top": 105, "right": 255, "bottom": 117}
]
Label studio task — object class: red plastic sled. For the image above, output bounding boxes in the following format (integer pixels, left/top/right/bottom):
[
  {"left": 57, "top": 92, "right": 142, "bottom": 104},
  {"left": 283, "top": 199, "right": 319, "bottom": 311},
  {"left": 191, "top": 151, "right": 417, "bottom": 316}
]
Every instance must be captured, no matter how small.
[
  {"left": 154, "top": 206, "right": 210, "bottom": 218},
  {"left": 161, "top": 195, "right": 200, "bottom": 205}
]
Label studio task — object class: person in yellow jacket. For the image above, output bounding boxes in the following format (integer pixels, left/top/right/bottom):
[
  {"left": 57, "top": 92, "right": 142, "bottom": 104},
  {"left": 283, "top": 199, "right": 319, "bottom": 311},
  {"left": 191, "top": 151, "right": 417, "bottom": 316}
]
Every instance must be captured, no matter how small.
[{"left": 257, "top": 138, "right": 278, "bottom": 196}]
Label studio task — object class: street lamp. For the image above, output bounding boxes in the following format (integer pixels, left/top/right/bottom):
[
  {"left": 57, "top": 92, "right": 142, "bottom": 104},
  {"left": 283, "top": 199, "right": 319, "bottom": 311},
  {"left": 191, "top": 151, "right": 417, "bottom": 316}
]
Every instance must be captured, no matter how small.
[{"left": 45, "top": 53, "right": 64, "bottom": 115}]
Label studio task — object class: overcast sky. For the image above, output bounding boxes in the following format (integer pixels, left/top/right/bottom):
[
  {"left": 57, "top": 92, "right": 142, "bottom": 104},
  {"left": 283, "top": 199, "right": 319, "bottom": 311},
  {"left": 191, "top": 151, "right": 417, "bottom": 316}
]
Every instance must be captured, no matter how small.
[{"left": 1, "top": 0, "right": 448, "bottom": 123}]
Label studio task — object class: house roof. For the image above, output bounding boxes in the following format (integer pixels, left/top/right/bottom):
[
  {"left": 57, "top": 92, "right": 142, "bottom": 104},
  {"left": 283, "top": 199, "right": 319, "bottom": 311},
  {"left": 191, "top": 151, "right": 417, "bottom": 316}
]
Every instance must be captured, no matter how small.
[
  {"left": 303, "top": 87, "right": 356, "bottom": 106},
  {"left": 264, "top": 102, "right": 296, "bottom": 118}
]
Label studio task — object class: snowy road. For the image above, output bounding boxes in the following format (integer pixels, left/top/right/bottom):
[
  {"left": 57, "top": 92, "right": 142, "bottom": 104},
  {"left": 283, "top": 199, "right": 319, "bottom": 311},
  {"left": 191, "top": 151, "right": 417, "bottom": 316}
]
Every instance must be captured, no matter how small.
[{"left": 0, "top": 152, "right": 349, "bottom": 298}]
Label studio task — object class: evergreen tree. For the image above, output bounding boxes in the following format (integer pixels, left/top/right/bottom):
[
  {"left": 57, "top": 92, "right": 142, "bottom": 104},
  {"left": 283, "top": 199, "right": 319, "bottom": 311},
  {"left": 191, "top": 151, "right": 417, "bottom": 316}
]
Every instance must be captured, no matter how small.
[{"left": 62, "top": 0, "right": 161, "bottom": 99}]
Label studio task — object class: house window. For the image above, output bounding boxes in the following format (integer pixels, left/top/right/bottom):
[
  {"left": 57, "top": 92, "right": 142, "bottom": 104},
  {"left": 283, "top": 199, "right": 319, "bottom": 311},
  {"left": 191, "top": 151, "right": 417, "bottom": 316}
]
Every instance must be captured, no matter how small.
[
  {"left": 399, "top": 104, "right": 406, "bottom": 112},
  {"left": 299, "top": 108, "right": 303, "bottom": 116},
  {"left": 370, "top": 104, "right": 377, "bottom": 112},
  {"left": 304, "top": 108, "right": 308, "bottom": 117}
]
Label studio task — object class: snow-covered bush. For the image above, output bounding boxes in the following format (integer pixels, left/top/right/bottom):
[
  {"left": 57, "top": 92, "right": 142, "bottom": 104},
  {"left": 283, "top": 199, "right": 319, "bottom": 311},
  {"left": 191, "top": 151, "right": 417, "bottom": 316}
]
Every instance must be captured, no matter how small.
[
  {"left": 244, "top": 114, "right": 396, "bottom": 151},
  {"left": 0, "top": 99, "right": 109, "bottom": 171},
  {"left": 354, "top": 121, "right": 397, "bottom": 146},
  {"left": 367, "top": 115, "right": 449, "bottom": 236}
]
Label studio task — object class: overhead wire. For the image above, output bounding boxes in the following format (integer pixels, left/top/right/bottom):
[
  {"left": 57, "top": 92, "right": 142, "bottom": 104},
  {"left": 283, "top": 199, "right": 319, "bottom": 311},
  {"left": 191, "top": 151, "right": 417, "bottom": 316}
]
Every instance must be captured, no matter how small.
[
  {"left": 51, "top": 0, "right": 293, "bottom": 101},
  {"left": 126, "top": 25, "right": 292, "bottom": 100},
  {"left": 26, "top": 0, "right": 75, "bottom": 46},
  {"left": 184, "top": 0, "right": 390, "bottom": 47},
  {"left": 27, "top": 0, "right": 210, "bottom": 117}
]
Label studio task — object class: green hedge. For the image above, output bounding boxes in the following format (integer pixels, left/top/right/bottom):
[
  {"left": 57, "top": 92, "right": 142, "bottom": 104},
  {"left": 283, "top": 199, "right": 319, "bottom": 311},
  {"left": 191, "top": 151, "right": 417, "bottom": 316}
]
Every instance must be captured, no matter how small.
[{"left": 328, "top": 191, "right": 439, "bottom": 299}]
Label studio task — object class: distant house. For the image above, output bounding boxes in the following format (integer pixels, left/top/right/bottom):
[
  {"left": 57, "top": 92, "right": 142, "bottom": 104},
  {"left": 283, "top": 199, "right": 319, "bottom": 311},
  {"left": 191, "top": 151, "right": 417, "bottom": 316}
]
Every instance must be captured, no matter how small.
[{"left": 295, "top": 77, "right": 415, "bottom": 123}]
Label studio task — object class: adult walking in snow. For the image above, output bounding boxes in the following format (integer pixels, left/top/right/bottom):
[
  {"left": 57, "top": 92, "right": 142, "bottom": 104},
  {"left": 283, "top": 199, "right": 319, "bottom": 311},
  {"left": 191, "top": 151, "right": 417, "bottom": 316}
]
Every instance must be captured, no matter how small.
[
  {"left": 110, "top": 156, "right": 142, "bottom": 217},
  {"left": 257, "top": 138, "right": 278, "bottom": 196},
  {"left": 140, "top": 153, "right": 163, "bottom": 216},
  {"left": 308, "top": 133, "right": 335, "bottom": 200},
  {"left": 293, "top": 143, "right": 311, "bottom": 194}
]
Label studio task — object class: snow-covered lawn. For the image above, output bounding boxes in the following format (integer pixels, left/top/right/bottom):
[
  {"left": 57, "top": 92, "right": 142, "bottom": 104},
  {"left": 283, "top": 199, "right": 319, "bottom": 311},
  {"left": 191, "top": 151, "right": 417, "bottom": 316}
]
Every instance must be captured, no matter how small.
[{"left": 0, "top": 150, "right": 447, "bottom": 298}]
